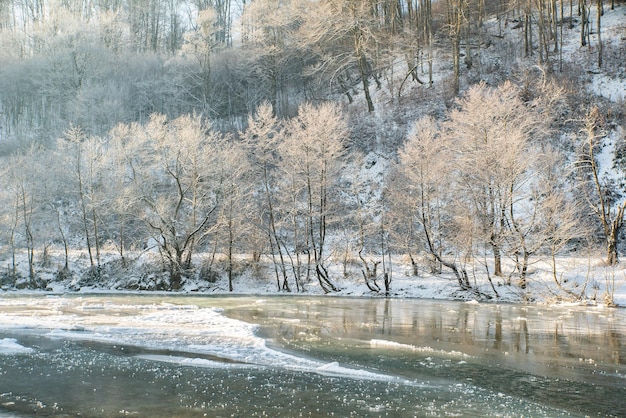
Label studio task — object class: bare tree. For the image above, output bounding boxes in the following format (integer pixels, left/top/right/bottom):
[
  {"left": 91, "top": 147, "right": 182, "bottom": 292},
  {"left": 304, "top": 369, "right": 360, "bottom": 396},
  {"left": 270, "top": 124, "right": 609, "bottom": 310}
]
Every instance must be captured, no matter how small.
[
  {"left": 394, "top": 116, "right": 471, "bottom": 289},
  {"left": 281, "top": 102, "right": 348, "bottom": 292},
  {"left": 4, "top": 151, "right": 37, "bottom": 285},
  {"left": 446, "top": 0, "right": 466, "bottom": 95},
  {"left": 211, "top": 141, "right": 252, "bottom": 291},
  {"left": 297, "top": 0, "right": 383, "bottom": 112},
  {"left": 181, "top": 7, "right": 221, "bottom": 114},
  {"left": 576, "top": 106, "right": 626, "bottom": 265},
  {"left": 192, "top": 0, "right": 233, "bottom": 47},
  {"left": 506, "top": 145, "right": 583, "bottom": 288},
  {"left": 1, "top": 144, "right": 66, "bottom": 287},
  {"left": 241, "top": 102, "right": 291, "bottom": 292},
  {"left": 241, "top": 0, "right": 304, "bottom": 116},
  {"left": 597, "top": 0, "right": 603, "bottom": 68},
  {"left": 111, "top": 113, "right": 226, "bottom": 289},
  {"left": 346, "top": 152, "right": 387, "bottom": 293},
  {"left": 445, "top": 82, "right": 544, "bottom": 281},
  {"left": 60, "top": 126, "right": 104, "bottom": 270}
]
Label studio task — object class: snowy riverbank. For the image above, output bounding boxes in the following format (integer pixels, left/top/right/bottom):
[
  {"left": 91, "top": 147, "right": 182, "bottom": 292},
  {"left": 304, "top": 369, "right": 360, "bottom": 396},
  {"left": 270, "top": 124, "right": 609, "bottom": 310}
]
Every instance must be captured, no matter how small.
[{"left": 2, "top": 249, "right": 625, "bottom": 308}]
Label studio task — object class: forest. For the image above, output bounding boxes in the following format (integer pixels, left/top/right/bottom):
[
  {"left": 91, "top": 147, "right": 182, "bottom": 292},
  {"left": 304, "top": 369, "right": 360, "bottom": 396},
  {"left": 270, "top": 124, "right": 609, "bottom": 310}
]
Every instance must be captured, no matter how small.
[{"left": 0, "top": 0, "right": 625, "bottom": 298}]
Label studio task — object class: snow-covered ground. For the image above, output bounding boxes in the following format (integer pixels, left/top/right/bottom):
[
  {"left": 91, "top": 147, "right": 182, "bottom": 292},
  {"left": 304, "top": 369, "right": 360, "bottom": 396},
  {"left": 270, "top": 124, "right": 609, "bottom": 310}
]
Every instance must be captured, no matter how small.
[
  {"left": 562, "top": 5, "right": 626, "bottom": 104},
  {"left": 168, "top": 253, "right": 626, "bottom": 306},
  {"left": 2, "top": 247, "right": 625, "bottom": 308}
]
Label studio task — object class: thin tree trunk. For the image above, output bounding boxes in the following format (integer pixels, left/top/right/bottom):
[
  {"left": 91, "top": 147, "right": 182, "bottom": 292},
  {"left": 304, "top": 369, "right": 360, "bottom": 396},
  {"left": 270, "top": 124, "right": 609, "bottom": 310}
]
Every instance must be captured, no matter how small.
[
  {"left": 358, "top": 53, "right": 375, "bottom": 112},
  {"left": 77, "top": 151, "right": 94, "bottom": 267},
  {"left": 580, "top": 0, "right": 587, "bottom": 46},
  {"left": 491, "top": 241, "right": 503, "bottom": 276},
  {"left": 263, "top": 163, "right": 290, "bottom": 291},
  {"left": 91, "top": 209, "right": 100, "bottom": 267},
  {"left": 53, "top": 205, "right": 70, "bottom": 272},
  {"left": 597, "top": 0, "right": 603, "bottom": 67},
  {"left": 228, "top": 215, "right": 234, "bottom": 292}
]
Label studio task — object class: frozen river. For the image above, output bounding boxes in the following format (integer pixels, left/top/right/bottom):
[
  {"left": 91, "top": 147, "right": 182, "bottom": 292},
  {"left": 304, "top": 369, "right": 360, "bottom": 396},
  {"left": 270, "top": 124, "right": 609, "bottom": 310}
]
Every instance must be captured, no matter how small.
[{"left": 0, "top": 294, "right": 624, "bottom": 417}]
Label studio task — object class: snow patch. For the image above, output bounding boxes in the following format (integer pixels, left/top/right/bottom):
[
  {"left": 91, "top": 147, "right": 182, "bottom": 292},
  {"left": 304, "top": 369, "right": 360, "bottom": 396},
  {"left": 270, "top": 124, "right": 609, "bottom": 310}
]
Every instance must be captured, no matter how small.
[
  {"left": 0, "top": 338, "right": 34, "bottom": 355},
  {"left": 370, "top": 339, "right": 472, "bottom": 359}
]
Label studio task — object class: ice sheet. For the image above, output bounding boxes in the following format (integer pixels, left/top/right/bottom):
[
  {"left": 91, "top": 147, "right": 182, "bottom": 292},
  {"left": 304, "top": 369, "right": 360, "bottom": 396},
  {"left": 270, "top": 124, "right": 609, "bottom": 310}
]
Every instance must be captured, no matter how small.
[
  {"left": 0, "top": 338, "right": 34, "bottom": 355},
  {"left": 370, "top": 339, "right": 472, "bottom": 359},
  {"left": 0, "top": 297, "right": 403, "bottom": 383}
]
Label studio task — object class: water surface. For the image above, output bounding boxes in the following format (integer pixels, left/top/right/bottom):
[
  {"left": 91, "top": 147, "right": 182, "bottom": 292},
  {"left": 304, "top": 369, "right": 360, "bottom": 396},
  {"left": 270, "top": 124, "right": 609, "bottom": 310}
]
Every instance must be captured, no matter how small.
[{"left": 0, "top": 294, "right": 624, "bottom": 416}]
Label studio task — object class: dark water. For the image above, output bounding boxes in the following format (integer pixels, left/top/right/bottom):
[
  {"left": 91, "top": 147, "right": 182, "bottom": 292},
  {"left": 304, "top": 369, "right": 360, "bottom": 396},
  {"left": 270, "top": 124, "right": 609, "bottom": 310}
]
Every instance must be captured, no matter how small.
[{"left": 0, "top": 294, "right": 624, "bottom": 417}]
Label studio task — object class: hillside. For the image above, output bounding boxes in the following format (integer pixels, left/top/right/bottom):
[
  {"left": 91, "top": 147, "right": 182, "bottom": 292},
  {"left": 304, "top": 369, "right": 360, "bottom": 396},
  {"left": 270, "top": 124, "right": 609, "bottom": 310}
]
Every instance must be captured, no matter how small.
[{"left": 0, "top": 0, "right": 625, "bottom": 305}]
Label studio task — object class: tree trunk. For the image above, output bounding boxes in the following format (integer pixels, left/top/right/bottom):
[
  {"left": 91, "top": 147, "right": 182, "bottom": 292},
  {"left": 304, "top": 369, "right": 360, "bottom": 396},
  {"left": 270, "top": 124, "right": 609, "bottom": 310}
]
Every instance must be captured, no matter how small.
[
  {"left": 91, "top": 208, "right": 101, "bottom": 267},
  {"left": 580, "top": 0, "right": 587, "bottom": 47},
  {"left": 228, "top": 214, "right": 234, "bottom": 292},
  {"left": 606, "top": 203, "right": 626, "bottom": 265},
  {"left": 584, "top": 108, "right": 625, "bottom": 266},
  {"left": 358, "top": 54, "right": 375, "bottom": 112},
  {"left": 170, "top": 248, "right": 184, "bottom": 290},
  {"left": 422, "top": 210, "right": 469, "bottom": 289},
  {"left": 491, "top": 239, "right": 503, "bottom": 276},
  {"left": 447, "top": 0, "right": 462, "bottom": 95},
  {"left": 597, "top": 0, "right": 603, "bottom": 68},
  {"left": 263, "top": 164, "right": 290, "bottom": 291},
  {"left": 78, "top": 163, "right": 94, "bottom": 267},
  {"left": 54, "top": 206, "right": 70, "bottom": 272},
  {"left": 524, "top": 0, "right": 533, "bottom": 57}
]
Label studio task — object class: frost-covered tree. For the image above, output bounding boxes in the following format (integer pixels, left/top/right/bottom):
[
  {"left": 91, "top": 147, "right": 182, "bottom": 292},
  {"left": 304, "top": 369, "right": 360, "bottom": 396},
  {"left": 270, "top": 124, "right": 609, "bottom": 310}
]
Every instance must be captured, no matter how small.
[
  {"left": 209, "top": 140, "right": 252, "bottom": 292},
  {"left": 281, "top": 102, "right": 348, "bottom": 292},
  {"left": 111, "top": 113, "right": 227, "bottom": 289},
  {"left": 181, "top": 7, "right": 221, "bottom": 114},
  {"left": 445, "top": 82, "right": 544, "bottom": 280},
  {"left": 0, "top": 144, "right": 64, "bottom": 287},
  {"left": 576, "top": 107, "right": 626, "bottom": 266},
  {"left": 506, "top": 144, "right": 584, "bottom": 288},
  {"left": 58, "top": 126, "right": 108, "bottom": 270},
  {"left": 240, "top": 0, "right": 306, "bottom": 116},
  {"left": 393, "top": 116, "right": 471, "bottom": 289},
  {"left": 345, "top": 152, "right": 389, "bottom": 293},
  {"left": 3, "top": 151, "right": 38, "bottom": 285},
  {"left": 297, "top": 0, "right": 383, "bottom": 112},
  {"left": 241, "top": 102, "right": 292, "bottom": 291}
]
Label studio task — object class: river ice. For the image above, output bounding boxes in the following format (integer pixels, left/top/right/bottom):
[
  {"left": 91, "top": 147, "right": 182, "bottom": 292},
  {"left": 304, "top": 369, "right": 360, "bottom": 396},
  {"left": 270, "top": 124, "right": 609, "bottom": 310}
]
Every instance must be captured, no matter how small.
[
  {"left": 0, "top": 296, "right": 407, "bottom": 383},
  {"left": 0, "top": 338, "right": 33, "bottom": 355}
]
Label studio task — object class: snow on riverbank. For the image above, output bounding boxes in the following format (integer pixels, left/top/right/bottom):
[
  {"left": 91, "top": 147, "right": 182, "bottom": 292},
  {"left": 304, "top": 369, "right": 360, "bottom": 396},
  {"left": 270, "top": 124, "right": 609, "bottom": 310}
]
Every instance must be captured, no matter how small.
[{"left": 2, "top": 248, "right": 625, "bottom": 308}]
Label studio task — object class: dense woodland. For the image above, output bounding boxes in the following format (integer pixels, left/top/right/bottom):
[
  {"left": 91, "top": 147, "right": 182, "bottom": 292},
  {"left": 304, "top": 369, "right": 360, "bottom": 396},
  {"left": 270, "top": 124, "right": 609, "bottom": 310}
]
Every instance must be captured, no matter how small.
[{"left": 0, "top": 0, "right": 625, "bottom": 295}]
